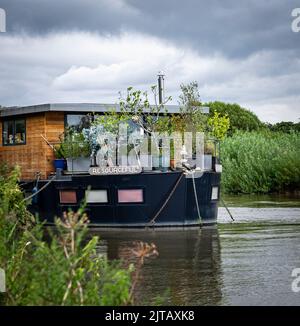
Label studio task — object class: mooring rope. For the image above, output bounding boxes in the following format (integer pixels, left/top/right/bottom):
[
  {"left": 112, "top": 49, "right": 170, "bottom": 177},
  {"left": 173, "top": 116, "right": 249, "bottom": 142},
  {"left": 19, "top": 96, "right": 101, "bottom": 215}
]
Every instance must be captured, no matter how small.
[
  {"left": 18, "top": 180, "right": 34, "bottom": 186},
  {"left": 146, "top": 172, "right": 185, "bottom": 227},
  {"left": 22, "top": 175, "right": 56, "bottom": 203},
  {"left": 221, "top": 198, "right": 235, "bottom": 221}
]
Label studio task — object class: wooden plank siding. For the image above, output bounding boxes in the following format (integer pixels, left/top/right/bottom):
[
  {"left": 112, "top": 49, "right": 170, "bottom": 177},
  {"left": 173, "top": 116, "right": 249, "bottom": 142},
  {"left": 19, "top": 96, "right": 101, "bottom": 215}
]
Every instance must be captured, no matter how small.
[
  {"left": 44, "top": 112, "right": 65, "bottom": 177},
  {"left": 0, "top": 112, "right": 65, "bottom": 180}
]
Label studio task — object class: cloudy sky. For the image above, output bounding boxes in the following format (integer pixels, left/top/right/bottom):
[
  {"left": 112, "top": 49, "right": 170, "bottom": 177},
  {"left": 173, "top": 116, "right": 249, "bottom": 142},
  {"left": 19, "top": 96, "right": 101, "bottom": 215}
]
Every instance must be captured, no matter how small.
[{"left": 0, "top": 0, "right": 299, "bottom": 123}]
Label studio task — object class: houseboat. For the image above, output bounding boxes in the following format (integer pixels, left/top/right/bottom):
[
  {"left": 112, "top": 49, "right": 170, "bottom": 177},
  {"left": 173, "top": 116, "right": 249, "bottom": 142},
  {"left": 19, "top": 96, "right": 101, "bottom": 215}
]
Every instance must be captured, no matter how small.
[{"left": 0, "top": 88, "right": 222, "bottom": 228}]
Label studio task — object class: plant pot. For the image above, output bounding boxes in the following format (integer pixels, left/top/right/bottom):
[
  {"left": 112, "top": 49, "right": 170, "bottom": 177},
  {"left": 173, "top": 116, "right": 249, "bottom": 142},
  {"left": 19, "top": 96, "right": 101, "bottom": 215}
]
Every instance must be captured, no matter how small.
[
  {"left": 161, "top": 154, "right": 170, "bottom": 169},
  {"left": 170, "top": 159, "right": 176, "bottom": 169},
  {"left": 204, "top": 154, "right": 212, "bottom": 170},
  {"left": 152, "top": 155, "right": 160, "bottom": 170},
  {"left": 120, "top": 155, "right": 128, "bottom": 166},
  {"left": 212, "top": 156, "right": 217, "bottom": 171},
  {"left": 67, "top": 157, "right": 90, "bottom": 172},
  {"left": 53, "top": 159, "right": 66, "bottom": 170},
  {"left": 196, "top": 155, "right": 204, "bottom": 170},
  {"left": 140, "top": 154, "right": 152, "bottom": 171}
]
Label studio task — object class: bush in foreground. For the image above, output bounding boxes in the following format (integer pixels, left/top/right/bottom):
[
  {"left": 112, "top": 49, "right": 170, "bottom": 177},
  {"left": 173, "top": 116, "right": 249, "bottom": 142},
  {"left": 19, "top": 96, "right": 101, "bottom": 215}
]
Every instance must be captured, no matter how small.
[{"left": 0, "top": 166, "right": 158, "bottom": 305}]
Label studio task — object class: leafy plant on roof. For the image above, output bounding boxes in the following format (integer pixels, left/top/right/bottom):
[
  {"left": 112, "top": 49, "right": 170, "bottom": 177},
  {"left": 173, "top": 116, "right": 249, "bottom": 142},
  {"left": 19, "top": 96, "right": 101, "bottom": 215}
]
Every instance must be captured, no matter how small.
[
  {"left": 171, "top": 81, "right": 208, "bottom": 135},
  {"left": 60, "top": 129, "right": 91, "bottom": 158}
]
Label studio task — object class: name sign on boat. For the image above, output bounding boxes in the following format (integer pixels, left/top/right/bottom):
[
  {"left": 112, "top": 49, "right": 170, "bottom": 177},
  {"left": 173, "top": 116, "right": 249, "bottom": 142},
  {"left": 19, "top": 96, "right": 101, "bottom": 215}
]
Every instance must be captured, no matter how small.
[{"left": 89, "top": 165, "right": 142, "bottom": 175}]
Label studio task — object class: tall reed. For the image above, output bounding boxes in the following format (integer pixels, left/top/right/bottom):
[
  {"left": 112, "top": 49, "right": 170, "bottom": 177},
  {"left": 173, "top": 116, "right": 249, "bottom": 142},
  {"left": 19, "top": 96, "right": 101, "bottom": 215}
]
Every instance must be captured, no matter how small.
[{"left": 221, "top": 131, "right": 300, "bottom": 193}]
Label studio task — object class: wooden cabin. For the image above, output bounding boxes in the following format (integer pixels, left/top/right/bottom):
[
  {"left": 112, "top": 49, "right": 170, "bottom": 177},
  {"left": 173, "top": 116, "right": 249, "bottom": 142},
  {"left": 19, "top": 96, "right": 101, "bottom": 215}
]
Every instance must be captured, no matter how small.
[{"left": 0, "top": 103, "right": 189, "bottom": 180}]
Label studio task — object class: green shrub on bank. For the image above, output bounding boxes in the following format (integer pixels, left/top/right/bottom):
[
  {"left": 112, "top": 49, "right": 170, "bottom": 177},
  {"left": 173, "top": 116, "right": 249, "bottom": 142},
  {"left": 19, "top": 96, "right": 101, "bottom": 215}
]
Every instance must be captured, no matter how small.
[
  {"left": 0, "top": 167, "right": 148, "bottom": 306},
  {"left": 266, "top": 121, "right": 300, "bottom": 134},
  {"left": 221, "top": 131, "right": 300, "bottom": 194},
  {"left": 4, "top": 213, "right": 132, "bottom": 306},
  {"left": 205, "top": 101, "right": 264, "bottom": 134}
]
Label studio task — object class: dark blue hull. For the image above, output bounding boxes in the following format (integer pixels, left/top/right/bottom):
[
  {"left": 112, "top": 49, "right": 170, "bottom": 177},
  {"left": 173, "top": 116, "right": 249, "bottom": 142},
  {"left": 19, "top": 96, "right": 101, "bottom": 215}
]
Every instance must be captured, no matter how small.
[{"left": 27, "top": 171, "right": 221, "bottom": 228}]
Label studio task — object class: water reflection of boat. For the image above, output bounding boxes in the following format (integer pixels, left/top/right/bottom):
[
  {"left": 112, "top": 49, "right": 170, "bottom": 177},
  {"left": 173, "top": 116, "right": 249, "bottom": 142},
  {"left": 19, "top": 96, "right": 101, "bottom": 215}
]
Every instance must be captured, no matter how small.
[{"left": 94, "top": 227, "right": 222, "bottom": 305}]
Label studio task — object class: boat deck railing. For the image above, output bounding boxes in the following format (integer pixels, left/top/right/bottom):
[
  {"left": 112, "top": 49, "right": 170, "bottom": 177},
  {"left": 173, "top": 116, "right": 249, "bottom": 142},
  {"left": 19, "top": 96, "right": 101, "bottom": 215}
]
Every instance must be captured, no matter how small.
[{"left": 49, "top": 137, "right": 220, "bottom": 174}]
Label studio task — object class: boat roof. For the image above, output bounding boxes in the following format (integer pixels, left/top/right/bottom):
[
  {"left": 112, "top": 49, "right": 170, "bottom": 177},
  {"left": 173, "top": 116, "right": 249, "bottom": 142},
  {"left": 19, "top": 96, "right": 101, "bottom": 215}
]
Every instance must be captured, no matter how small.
[{"left": 0, "top": 103, "right": 209, "bottom": 118}]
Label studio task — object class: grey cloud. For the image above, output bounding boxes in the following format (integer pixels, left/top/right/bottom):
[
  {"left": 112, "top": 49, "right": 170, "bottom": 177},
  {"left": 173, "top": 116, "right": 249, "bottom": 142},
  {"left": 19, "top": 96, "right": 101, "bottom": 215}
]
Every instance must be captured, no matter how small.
[
  {"left": 1, "top": 0, "right": 299, "bottom": 57},
  {"left": 0, "top": 32, "right": 299, "bottom": 123},
  {"left": 0, "top": 1, "right": 299, "bottom": 123},
  {"left": 1, "top": 0, "right": 137, "bottom": 34},
  {"left": 127, "top": 0, "right": 300, "bottom": 57}
]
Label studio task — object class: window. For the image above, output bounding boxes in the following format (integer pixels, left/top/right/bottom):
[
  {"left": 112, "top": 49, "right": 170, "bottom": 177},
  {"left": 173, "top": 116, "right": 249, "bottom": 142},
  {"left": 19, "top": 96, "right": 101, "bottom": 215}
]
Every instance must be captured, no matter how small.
[
  {"left": 2, "top": 119, "right": 26, "bottom": 145},
  {"left": 118, "top": 189, "right": 144, "bottom": 203},
  {"left": 59, "top": 190, "right": 77, "bottom": 204},
  {"left": 211, "top": 186, "right": 219, "bottom": 200},
  {"left": 65, "top": 114, "right": 92, "bottom": 132},
  {"left": 86, "top": 190, "right": 108, "bottom": 203}
]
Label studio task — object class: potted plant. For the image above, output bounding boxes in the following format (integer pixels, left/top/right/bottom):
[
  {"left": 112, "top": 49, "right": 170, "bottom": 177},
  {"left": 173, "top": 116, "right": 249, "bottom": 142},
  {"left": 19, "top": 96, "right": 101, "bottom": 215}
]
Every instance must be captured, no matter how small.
[
  {"left": 87, "top": 87, "right": 173, "bottom": 171},
  {"left": 60, "top": 131, "right": 91, "bottom": 172},
  {"left": 53, "top": 144, "right": 66, "bottom": 170},
  {"left": 40, "top": 134, "right": 67, "bottom": 171},
  {"left": 204, "top": 142, "right": 214, "bottom": 170},
  {"left": 170, "top": 141, "right": 176, "bottom": 169},
  {"left": 161, "top": 151, "right": 170, "bottom": 171}
]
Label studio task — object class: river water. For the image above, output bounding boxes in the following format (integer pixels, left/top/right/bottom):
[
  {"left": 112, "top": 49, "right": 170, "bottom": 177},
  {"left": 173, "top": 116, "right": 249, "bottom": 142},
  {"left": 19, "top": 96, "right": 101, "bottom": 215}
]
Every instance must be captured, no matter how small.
[{"left": 94, "top": 194, "right": 300, "bottom": 306}]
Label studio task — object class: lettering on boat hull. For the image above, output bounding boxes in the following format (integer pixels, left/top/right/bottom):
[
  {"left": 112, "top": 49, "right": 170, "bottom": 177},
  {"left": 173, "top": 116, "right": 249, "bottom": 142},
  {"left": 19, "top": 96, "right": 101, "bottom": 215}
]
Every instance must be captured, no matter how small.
[{"left": 89, "top": 166, "right": 142, "bottom": 175}]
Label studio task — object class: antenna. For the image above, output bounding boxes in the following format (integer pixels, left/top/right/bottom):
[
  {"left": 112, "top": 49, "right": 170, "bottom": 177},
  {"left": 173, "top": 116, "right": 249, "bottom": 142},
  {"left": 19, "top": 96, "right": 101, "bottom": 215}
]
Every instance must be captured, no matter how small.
[{"left": 157, "top": 71, "right": 165, "bottom": 105}]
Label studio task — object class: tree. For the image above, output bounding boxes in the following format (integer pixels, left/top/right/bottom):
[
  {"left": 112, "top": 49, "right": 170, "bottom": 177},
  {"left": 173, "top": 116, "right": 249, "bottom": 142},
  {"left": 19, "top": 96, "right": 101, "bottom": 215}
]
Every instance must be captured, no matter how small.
[
  {"left": 85, "top": 86, "right": 173, "bottom": 166},
  {"left": 208, "top": 111, "right": 230, "bottom": 141},
  {"left": 205, "top": 101, "right": 263, "bottom": 134},
  {"left": 171, "top": 81, "right": 207, "bottom": 134},
  {"left": 266, "top": 121, "right": 300, "bottom": 133}
]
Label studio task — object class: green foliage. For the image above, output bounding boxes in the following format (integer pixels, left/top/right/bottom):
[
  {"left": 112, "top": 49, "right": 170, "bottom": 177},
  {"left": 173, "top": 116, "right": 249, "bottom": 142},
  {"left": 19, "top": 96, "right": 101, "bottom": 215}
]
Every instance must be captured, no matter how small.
[
  {"left": 4, "top": 212, "right": 132, "bottom": 305},
  {"left": 60, "top": 130, "right": 91, "bottom": 158},
  {"left": 179, "top": 81, "right": 202, "bottom": 108},
  {"left": 221, "top": 131, "right": 300, "bottom": 194},
  {"left": 0, "top": 166, "right": 162, "bottom": 306},
  {"left": 172, "top": 81, "right": 207, "bottom": 133},
  {"left": 204, "top": 141, "right": 215, "bottom": 155},
  {"left": 93, "top": 109, "right": 129, "bottom": 135},
  {"left": 0, "top": 165, "right": 35, "bottom": 305},
  {"left": 93, "top": 87, "right": 173, "bottom": 138},
  {"left": 53, "top": 143, "right": 66, "bottom": 159},
  {"left": 0, "top": 165, "right": 33, "bottom": 226},
  {"left": 266, "top": 121, "right": 300, "bottom": 134},
  {"left": 93, "top": 87, "right": 173, "bottom": 156},
  {"left": 119, "top": 86, "right": 172, "bottom": 135},
  {"left": 206, "top": 101, "right": 263, "bottom": 134},
  {"left": 0, "top": 167, "right": 134, "bottom": 306},
  {"left": 208, "top": 111, "right": 230, "bottom": 140}
]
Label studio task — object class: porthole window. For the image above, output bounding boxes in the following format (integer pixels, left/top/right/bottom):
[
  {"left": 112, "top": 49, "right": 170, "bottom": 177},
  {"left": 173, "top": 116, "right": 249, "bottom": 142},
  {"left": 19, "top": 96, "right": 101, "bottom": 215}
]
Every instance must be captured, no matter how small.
[{"left": 211, "top": 186, "right": 219, "bottom": 200}]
